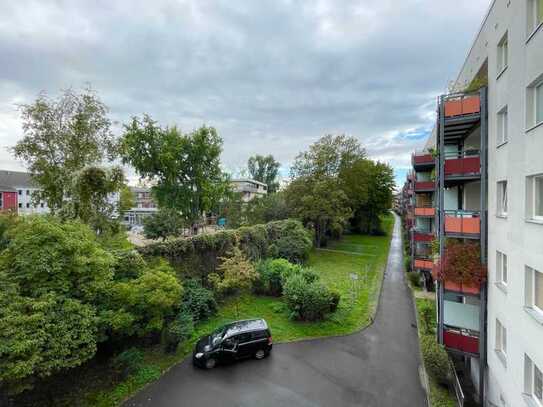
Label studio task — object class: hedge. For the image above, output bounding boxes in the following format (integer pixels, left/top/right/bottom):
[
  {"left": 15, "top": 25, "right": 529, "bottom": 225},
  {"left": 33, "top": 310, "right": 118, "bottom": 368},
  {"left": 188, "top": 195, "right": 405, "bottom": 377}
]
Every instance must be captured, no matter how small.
[{"left": 138, "top": 219, "right": 313, "bottom": 280}]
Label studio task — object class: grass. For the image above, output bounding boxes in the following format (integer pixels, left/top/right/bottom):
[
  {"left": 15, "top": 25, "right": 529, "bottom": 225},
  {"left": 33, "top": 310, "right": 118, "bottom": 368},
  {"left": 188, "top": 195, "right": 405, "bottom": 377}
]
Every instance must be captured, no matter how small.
[
  {"left": 414, "top": 298, "right": 457, "bottom": 407},
  {"left": 41, "top": 215, "right": 394, "bottom": 407}
]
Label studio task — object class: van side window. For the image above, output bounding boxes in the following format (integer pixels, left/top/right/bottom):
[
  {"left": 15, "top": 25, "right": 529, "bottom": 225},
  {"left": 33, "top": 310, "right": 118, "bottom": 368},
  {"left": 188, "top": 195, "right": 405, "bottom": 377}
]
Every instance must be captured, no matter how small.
[
  {"left": 251, "top": 331, "right": 267, "bottom": 340},
  {"left": 237, "top": 333, "right": 252, "bottom": 343}
]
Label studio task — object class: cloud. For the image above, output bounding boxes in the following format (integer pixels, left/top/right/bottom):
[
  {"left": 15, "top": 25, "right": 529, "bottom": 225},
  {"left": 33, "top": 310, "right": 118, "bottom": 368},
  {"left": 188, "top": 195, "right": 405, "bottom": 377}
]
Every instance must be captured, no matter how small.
[{"left": 0, "top": 0, "right": 489, "bottom": 185}]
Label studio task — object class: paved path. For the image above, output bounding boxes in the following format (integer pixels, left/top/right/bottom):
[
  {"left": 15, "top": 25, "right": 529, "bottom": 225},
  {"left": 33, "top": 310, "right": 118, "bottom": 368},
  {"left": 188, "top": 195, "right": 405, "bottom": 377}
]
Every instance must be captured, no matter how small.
[{"left": 124, "top": 214, "right": 427, "bottom": 407}]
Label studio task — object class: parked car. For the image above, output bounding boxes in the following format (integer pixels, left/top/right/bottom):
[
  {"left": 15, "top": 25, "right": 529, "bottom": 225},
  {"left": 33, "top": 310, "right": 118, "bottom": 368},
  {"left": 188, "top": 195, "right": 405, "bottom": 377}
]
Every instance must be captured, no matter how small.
[{"left": 192, "top": 319, "right": 272, "bottom": 369}]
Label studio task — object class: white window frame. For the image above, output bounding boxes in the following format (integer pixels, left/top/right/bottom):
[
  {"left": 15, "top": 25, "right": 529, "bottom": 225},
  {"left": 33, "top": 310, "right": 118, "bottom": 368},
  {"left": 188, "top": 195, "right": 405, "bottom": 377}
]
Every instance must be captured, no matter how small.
[
  {"left": 526, "top": 266, "right": 543, "bottom": 316},
  {"left": 497, "top": 181, "right": 508, "bottom": 217},
  {"left": 497, "top": 106, "right": 509, "bottom": 145},
  {"left": 535, "top": 268, "right": 543, "bottom": 315},
  {"left": 497, "top": 33, "right": 508, "bottom": 75},
  {"left": 497, "top": 251, "right": 508, "bottom": 285},
  {"left": 495, "top": 319, "right": 507, "bottom": 358},
  {"left": 536, "top": 80, "right": 543, "bottom": 127},
  {"left": 534, "top": 175, "right": 543, "bottom": 221},
  {"left": 525, "top": 355, "right": 543, "bottom": 406},
  {"left": 528, "top": 0, "right": 543, "bottom": 37}
]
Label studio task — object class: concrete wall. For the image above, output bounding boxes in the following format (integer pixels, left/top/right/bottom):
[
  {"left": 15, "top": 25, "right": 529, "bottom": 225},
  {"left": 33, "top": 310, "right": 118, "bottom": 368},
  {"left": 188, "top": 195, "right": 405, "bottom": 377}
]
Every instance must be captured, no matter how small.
[{"left": 455, "top": 0, "right": 543, "bottom": 405}]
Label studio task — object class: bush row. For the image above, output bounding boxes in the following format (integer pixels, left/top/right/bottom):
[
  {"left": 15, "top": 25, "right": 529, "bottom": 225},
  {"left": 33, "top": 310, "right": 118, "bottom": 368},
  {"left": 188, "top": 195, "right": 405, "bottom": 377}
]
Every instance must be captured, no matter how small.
[{"left": 138, "top": 219, "right": 313, "bottom": 280}]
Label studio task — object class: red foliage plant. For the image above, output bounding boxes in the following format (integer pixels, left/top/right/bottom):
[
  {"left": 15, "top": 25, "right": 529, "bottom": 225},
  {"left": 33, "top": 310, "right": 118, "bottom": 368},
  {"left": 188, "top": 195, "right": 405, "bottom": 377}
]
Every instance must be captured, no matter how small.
[{"left": 435, "top": 240, "right": 487, "bottom": 285}]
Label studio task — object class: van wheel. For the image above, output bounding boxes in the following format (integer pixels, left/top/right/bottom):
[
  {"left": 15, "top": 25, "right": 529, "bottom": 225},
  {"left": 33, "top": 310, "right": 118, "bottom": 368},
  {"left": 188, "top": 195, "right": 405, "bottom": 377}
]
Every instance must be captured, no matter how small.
[
  {"left": 205, "top": 358, "right": 216, "bottom": 369},
  {"left": 255, "top": 349, "right": 266, "bottom": 360}
]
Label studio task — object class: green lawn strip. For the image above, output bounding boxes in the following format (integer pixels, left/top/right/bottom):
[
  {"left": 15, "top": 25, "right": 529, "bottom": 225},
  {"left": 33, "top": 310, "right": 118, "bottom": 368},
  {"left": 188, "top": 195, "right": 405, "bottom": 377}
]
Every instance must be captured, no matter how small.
[
  {"left": 85, "top": 214, "right": 394, "bottom": 406},
  {"left": 414, "top": 298, "right": 457, "bottom": 407}
]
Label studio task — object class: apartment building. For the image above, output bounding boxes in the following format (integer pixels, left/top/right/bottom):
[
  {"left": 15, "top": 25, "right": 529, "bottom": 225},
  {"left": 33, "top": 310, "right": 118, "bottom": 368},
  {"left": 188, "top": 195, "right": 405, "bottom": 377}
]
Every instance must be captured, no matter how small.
[
  {"left": 402, "top": 0, "right": 543, "bottom": 405},
  {"left": 123, "top": 187, "right": 158, "bottom": 226},
  {"left": 231, "top": 178, "right": 268, "bottom": 202},
  {"left": 0, "top": 170, "right": 49, "bottom": 214}
]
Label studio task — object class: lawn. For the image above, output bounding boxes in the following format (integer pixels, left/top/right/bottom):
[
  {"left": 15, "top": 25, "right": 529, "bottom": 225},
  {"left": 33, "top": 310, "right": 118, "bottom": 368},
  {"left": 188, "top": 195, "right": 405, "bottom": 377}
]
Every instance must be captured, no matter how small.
[{"left": 77, "top": 215, "right": 395, "bottom": 406}]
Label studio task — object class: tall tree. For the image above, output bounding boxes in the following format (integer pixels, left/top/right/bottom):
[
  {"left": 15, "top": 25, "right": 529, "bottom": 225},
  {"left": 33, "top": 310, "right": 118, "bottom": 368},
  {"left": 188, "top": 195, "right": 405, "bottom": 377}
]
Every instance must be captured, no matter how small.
[
  {"left": 120, "top": 115, "right": 231, "bottom": 232},
  {"left": 285, "top": 176, "right": 351, "bottom": 247},
  {"left": 12, "top": 88, "right": 117, "bottom": 213},
  {"left": 247, "top": 154, "right": 280, "bottom": 193},
  {"left": 290, "top": 134, "right": 366, "bottom": 179},
  {"left": 119, "top": 185, "right": 135, "bottom": 213}
]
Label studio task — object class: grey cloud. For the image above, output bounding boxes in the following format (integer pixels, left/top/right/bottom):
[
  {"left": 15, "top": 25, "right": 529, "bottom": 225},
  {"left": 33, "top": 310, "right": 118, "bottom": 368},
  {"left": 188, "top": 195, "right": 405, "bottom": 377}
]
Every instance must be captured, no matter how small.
[{"left": 0, "top": 0, "right": 489, "bottom": 177}]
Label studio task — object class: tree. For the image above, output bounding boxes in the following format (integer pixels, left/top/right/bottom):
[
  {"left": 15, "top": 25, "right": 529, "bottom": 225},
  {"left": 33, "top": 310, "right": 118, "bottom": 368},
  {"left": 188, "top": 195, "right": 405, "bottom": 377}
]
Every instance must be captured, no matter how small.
[
  {"left": 12, "top": 87, "right": 117, "bottom": 214},
  {"left": 60, "top": 166, "right": 125, "bottom": 234},
  {"left": 143, "top": 208, "right": 186, "bottom": 240},
  {"left": 121, "top": 116, "right": 231, "bottom": 232},
  {"left": 290, "top": 134, "right": 366, "bottom": 179},
  {"left": 340, "top": 159, "right": 394, "bottom": 234},
  {"left": 245, "top": 192, "right": 290, "bottom": 225},
  {"left": 119, "top": 185, "right": 135, "bottom": 213},
  {"left": 285, "top": 176, "right": 351, "bottom": 247},
  {"left": 208, "top": 247, "right": 258, "bottom": 317},
  {"left": 247, "top": 154, "right": 281, "bottom": 193}
]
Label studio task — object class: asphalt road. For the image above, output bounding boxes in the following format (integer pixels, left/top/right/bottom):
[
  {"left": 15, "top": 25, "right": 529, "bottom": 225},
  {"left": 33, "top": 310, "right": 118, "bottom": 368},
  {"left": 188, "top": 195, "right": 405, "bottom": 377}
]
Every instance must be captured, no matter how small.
[{"left": 124, "top": 213, "right": 427, "bottom": 407}]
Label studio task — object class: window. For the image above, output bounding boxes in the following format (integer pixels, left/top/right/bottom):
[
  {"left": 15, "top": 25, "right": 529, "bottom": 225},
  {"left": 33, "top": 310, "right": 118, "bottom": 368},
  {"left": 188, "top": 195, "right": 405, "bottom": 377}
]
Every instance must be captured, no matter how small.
[
  {"left": 18, "top": 203, "right": 22, "bottom": 208},
  {"left": 26, "top": 203, "right": 30, "bottom": 208},
  {"left": 18, "top": 190, "right": 22, "bottom": 196},
  {"left": 495, "top": 319, "right": 507, "bottom": 357},
  {"left": 497, "top": 251, "right": 508, "bottom": 285},
  {"left": 525, "top": 355, "right": 543, "bottom": 405},
  {"left": 497, "top": 181, "right": 508, "bottom": 216},
  {"left": 526, "top": 174, "right": 543, "bottom": 221},
  {"left": 497, "top": 33, "right": 508, "bottom": 74},
  {"left": 26, "top": 190, "right": 30, "bottom": 195},
  {"left": 40, "top": 203, "right": 44, "bottom": 208},
  {"left": 537, "top": 81, "right": 543, "bottom": 125},
  {"left": 526, "top": 266, "right": 543, "bottom": 315},
  {"left": 497, "top": 106, "right": 508, "bottom": 145},
  {"left": 528, "top": 0, "right": 543, "bottom": 35}
]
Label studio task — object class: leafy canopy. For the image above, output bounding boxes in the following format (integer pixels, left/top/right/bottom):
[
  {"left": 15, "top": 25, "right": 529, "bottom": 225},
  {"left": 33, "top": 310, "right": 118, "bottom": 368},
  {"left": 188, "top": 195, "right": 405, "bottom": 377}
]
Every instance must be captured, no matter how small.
[
  {"left": 143, "top": 208, "right": 186, "bottom": 240},
  {"left": 121, "top": 115, "right": 231, "bottom": 225},
  {"left": 247, "top": 154, "right": 280, "bottom": 193}
]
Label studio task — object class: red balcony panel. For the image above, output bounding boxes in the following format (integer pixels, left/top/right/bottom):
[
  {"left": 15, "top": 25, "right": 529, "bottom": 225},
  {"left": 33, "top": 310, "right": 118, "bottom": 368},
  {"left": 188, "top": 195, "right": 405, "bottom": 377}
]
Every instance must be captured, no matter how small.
[
  {"left": 443, "top": 330, "right": 479, "bottom": 354},
  {"left": 444, "top": 156, "right": 480, "bottom": 176},
  {"left": 413, "top": 153, "right": 434, "bottom": 166},
  {"left": 415, "top": 207, "right": 435, "bottom": 217},
  {"left": 443, "top": 280, "right": 480, "bottom": 295},
  {"left": 1, "top": 192, "right": 17, "bottom": 211},
  {"left": 414, "top": 181, "right": 435, "bottom": 191},
  {"left": 444, "top": 214, "right": 480, "bottom": 235},
  {"left": 444, "top": 96, "right": 480, "bottom": 118},
  {"left": 414, "top": 259, "right": 433, "bottom": 270},
  {"left": 413, "top": 231, "right": 433, "bottom": 242}
]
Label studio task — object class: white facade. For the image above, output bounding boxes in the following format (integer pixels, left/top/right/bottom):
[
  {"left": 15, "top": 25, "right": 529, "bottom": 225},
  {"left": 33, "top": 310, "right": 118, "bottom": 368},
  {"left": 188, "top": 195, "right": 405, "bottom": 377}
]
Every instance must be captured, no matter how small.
[
  {"left": 231, "top": 178, "right": 268, "bottom": 202},
  {"left": 15, "top": 187, "right": 49, "bottom": 215},
  {"left": 455, "top": 1, "right": 543, "bottom": 406}
]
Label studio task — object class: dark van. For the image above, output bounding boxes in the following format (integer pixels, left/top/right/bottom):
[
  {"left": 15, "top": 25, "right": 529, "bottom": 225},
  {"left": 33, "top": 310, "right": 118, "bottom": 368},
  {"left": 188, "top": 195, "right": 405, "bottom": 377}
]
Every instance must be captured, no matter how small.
[{"left": 192, "top": 319, "right": 272, "bottom": 369}]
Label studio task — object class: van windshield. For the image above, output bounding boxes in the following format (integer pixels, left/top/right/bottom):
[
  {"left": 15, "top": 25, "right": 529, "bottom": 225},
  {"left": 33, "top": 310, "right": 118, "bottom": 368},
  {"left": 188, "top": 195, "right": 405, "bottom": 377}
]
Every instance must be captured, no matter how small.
[{"left": 210, "top": 327, "right": 226, "bottom": 347}]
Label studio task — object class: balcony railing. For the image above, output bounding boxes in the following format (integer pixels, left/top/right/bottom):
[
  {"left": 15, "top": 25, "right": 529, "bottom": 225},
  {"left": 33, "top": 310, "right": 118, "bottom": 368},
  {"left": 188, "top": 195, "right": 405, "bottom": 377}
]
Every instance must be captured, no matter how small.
[
  {"left": 443, "top": 328, "right": 479, "bottom": 355},
  {"left": 444, "top": 150, "right": 480, "bottom": 178},
  {"left": 444, "top": 210, "right": 480, "bottom": 237},
  {"left": 444, "top": 94, "right": 481, "bottom": 118},
  {"left": 414, "top": 181, "right": 435, "bottom": 191},
  {"left": 414, "top": 259, "right": 433, "bottom": 270},
  {"left": 413, "top": 230, "right": 434, "bottom": 242},
  {"left": 415, "top": 207, "right": 435, "bottom": 217},
  {"left": 412, "top": 151, "right": 435, "bottom": 167}
]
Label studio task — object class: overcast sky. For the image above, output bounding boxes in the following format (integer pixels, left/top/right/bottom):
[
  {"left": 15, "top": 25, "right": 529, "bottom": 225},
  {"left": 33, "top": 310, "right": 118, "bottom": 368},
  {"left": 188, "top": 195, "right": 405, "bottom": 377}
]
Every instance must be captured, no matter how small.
[{"left": 0, "top": 0, "right": 489, "bottom": 187}]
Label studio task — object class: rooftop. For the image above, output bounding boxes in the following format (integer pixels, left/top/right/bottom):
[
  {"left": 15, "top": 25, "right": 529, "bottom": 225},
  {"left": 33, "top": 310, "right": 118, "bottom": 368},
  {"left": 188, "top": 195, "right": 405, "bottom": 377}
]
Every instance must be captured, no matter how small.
[{"left": 0, "top": 170, "right": 35, "bottom": 188}]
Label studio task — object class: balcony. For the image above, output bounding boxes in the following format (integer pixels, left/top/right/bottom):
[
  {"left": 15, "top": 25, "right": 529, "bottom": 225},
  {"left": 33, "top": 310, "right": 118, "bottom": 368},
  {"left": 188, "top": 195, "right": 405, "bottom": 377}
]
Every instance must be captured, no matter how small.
[
  {"left": 443, "top": 329, "right": 479, "bottom": 355},
  {"left": 444, "top": 210, "right": 480, "bottom": 238},
  {"left": 414, "top": 181, "right": 435, "bottom": 192},
  {"left": 444, "top": 95, "right": 480, "bottom": 118},
  {"left": 414, "top": 259, "right": 433, "bottom": 270},
  {"left": 412, "top": 151, "right": 435, "bottom": 170},
  {"left": 443, "top": 280, "right": 480, "bottom": 295},
  {"left": 413, "top": 230, "right": 434, "bottom": 242},
  {"left": 415, "top": 207, "right": 435, "bottom": 217},
  {"left": 444, "top": 151, "right": 480, "bottom": 180}
]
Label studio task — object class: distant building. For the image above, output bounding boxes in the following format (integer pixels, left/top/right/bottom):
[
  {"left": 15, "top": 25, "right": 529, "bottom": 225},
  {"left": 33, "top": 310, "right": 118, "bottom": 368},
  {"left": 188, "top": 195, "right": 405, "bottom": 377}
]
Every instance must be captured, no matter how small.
[
  {"left": 0, "top": 170, "right": 49, "bottom": 214},
  {"left": 122, "top": 186, "right": 157, "bottom": 226},
  {"left": 231, "top": 178, "right": 268, "bottom": 202}
]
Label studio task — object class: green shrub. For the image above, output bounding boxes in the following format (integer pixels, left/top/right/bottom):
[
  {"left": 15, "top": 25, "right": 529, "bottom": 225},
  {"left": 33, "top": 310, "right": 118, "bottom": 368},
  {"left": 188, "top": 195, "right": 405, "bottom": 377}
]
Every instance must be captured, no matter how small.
[
  {"left": 419, "top": 301, "right": 435, "bottom": 335},
  {"left": 271, "top": 221, "right": 313, "bottom": 263},
  {"left": 112, "top": 250, "right": 146, "bottom": 280},
  {"left": 407, "top": 271, "right": 421, "bottom": 288},
  {"left": 283, "top": 274, "right": 331, "bottom": 321},
  {"left": 328, "top": 290, "right": 341, "bottom": 312},
  {"left": 182, "top": 279, "right": 217, "bottom": 322},
  {"left": 420, "top": 335, "right": 450, "bottom": 385},
  {"left": 254, "top": 258, "right": 302, "bottom": 296},
  {"left": 112, "top": 348, "right": 144, "bottom": 379},
  {"left": 164, "top": 309, "right": 194, "bottom": 353},
  {"left": 404, "top": 255, "right": 412, "bottom": 273}
]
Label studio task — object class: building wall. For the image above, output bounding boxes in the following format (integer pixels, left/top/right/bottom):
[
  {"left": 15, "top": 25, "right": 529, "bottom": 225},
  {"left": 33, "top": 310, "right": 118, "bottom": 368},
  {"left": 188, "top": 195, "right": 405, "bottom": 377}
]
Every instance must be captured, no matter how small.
[
  {"left": 15, "top": 187, "right": 49, "bottom": 214},
  {"left": 456, "top": 1, "right": 543, "bottom": 405}
]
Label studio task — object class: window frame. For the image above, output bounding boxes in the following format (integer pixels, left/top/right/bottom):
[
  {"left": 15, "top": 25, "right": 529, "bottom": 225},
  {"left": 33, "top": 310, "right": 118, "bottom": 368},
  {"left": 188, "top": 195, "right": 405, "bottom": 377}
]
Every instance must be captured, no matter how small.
[
  {"left": 536, "top": 80, "right": 543, "bottom": 128},
  {"left": 497, "top": 251, "right": 508, "bottom": 285},
  {"left": 497, "top": 181, "right": 508, "bottom": 217},
  {"left": 495, "top": 319, "right": 507, "bottom": 358},
  {"left": 534, "top": 268, "right": 543, "bottom": 315},
  {"left": 528, "top": 0, "right": 543, "bottom": 38},
  {"left": 534, "top": 174, "right": 543, "bottom": 221},
  {"left": 497, "top": 32, "right": 509, "bottom": 75},
  {"left": 497, "top": 106, "right": 509, "bottom": 146}
]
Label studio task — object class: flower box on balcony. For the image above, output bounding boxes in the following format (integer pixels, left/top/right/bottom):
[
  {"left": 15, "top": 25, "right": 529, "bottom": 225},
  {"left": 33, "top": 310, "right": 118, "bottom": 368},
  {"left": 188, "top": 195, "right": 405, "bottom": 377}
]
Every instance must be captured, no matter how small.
[
  {"left": 443, "top": 329, "right": 479, "bottom": 354},
  {"left": 444, "top": 95, "right": 480, "bottom": 118},
  {"left": 415, "top": 207, "right": 435, "bottom": 217}
]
